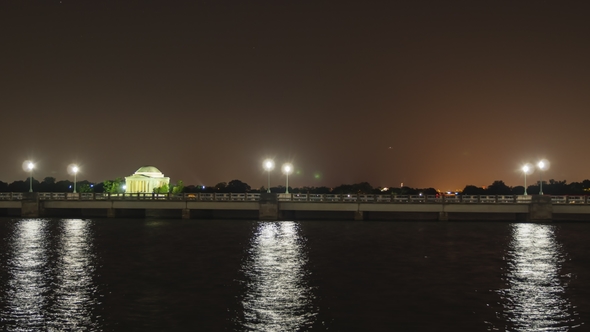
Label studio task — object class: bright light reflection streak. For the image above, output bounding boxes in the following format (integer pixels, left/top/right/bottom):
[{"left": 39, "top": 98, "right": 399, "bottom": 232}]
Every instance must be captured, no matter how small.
[
  {"left": 4, "top": 219, "right": 49, "bottom": 329},
  {"left": 500, "top": 223, "right": 579, "bottom": 331},
  {"left": 240, "top": 222, "right": 317, "bottom": 331},
  {"left": 2, "top": 219, "right": 99, "bottom": 330},
  {"left": 49, "top": 219, "right": 98, "bottom": 330}
]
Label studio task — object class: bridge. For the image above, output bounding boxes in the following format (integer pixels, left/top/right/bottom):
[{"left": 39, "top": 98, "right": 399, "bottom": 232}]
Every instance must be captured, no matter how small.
[{"left": 1, "top": 192, "right": 589, "bottom": 221}]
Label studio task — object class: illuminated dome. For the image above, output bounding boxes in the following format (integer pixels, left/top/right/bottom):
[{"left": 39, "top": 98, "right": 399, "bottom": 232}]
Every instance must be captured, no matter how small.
[{"left": 134, "top": 166, "right": 165, "bottom": 178}]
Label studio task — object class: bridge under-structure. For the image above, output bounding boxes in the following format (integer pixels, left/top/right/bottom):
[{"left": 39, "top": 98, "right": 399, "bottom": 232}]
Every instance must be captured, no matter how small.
[{"left": 2, "top": 192, "right": 589, "bottom": 221}]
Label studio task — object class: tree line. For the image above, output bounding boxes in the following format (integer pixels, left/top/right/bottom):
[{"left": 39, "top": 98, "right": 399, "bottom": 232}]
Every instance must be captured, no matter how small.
[
  {"left": 1, "top": 177, "right": 590, "bottom": 195},
  {"left": 462, "top": 179, "right": 590, "bottom": 196}
]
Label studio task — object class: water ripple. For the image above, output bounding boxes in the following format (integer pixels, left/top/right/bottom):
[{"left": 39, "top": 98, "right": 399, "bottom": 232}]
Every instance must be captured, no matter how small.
[
  {"left": 0, "top": 219, "right": 101, "bottom": 331},
  {"left": 3, "top": 219, "right": 50, "bottom": 330},
  {"left": 49, "top": 219, "right": 100, "bottom": 330},
  {"left": 499, "top": 223, "right": 580, "bottom": 331},
  {"left": 238, "top": 221, "right": 317, "bottom": 331}
]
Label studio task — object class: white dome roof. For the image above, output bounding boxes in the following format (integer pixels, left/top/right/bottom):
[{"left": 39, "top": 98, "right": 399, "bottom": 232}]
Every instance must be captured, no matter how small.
[{"left": 134, "top": 166, "right": 165, "bottom": 178}]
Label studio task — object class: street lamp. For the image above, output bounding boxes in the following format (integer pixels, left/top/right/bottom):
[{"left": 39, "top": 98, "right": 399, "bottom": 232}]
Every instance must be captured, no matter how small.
[
  {"left": 521, "top": 164, "right": 533, "bottom": 196},
  {"left": 537, "top": 160, "right": 549, "bottom": 195},
  {"left": 27, "top": 162, "right": 34, "bottom": 192},
  {"left": 72, "top": 165, "right": 79, "bottom": 193},
  {"left": 263, "top": 159, "right": 275, "bottom": 193},
  {"left": 282, "top": 163, "right": 293, "bottom": 194}
]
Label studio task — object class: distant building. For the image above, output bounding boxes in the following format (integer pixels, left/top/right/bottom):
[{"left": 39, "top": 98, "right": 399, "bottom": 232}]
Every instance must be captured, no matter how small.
[{"left": 125, "top": 166, "right": 170, "bottom": 193}]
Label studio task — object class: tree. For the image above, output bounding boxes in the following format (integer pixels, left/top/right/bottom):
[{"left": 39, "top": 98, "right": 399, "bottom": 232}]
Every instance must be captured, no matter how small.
[
  {"left": 401, "top": 186, "right": 418, "bottom": 195},
  {"left": 171, "top": 180, "right": 185, "bottom": 194},
  {"left": 511, "top": 185, "right": 525, "bottom": 195},
  {"left": 55, "top": 180, "right": 73, "bottom": 192},
  {"left": 462, "top": 185, "right": 485, "bottom": 195},
  {"left": 486, "top": 180, "right": 511, "bottom": 195},
  {"left": 94, "top": 182, "right": 106, "bottom": 193},
  {"left": 354, "top": 182, "right": 374, "bottom": 194},
  {"left": 295, "top": 186, "right": 331, "bottom": 194},
  {"left": 316, "top": 186, "right": 331, "bottom": 194},
  {"left": 332, "top": 182, "right": 375, "bottom": 194},
  {"left": 39, "top": 177, "right": 56, "bottom": 192},
  {"left": 226, "top": 180, "right": 251, "bottom": 193},
  {"left": 78, "top": 182, "right": 94, "bottom": 193},
  {"left": 103, "top": 178, "right": 125, "bottom": 194},
  {"left": 8, "top": 180, "right": 28, "bottom": 192},
  {"left": 547, "top": 179, "right": 568, "bottom": 195},
  {"left": 153, "top": 184, "right": 170, "bottom": 194},
  {"left": 567, "top": 182, "right": 584, "bottom": 195},
  {"left": 214, "top": 182, "right": 227, "bottom": 192},
  {"left": 332, "top": 184, "right": 353, "bottom": 194},
  {"left": 418, "top": 187, "right": 438, "bottom": 195},
  {"left": 390, "top": 187, "right": 404, "bottom": 195}
]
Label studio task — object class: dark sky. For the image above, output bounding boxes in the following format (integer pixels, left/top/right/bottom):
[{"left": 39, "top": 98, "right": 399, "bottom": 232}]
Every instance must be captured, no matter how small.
[{"left": 2, "top": 0, "right": 590, "bottom": 191}]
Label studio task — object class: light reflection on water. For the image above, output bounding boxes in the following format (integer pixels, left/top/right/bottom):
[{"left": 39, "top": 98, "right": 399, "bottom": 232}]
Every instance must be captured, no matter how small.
[
  {"left": 1, "top": 219, "right": 99, "bottom": 331},
  {"left": 4, "top": 219, "right": 49, "bottom": 329},
  {"left": 49, "top": 219, "right": 99, "bottom": 330},
  {"left": 239, "top": 221, "right": 317, "bottom": 331},
  {"left": 500, "top": 223, "right": 579, "bottom": 331}
]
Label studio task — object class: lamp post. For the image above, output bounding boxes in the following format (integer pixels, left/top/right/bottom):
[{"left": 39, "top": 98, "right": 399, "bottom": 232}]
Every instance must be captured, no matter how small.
[
  {"left": 263, "top": 159, "right": 275, "bottom": 193},
  {"left": 72, "top": 165, "right": 79, "bottom": 193},
  {"left": 537, "top": 160, "right": 547, "bottom": 195},
  {"left": 282, "top": 163, "right": 293, "bottom": 194},
  {"left": 27, "top": 162, "right": 34, "bottom": 192},
  {"left": 522, "top": 164, "right": 532, "bottom": 196}
]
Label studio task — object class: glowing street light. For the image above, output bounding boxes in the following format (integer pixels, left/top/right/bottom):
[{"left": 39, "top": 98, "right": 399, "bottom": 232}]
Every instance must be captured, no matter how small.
[
  {"left": 72, "top": 165, "right": 79, "bottom": 193},
  {"left": 282, "top": 163, "right": 293, "bottom": 194},
  {"left": 26, "top": 162, "right": 34, "bottom": 192},
  {"left": 263, "top": 159, "right": 275, "bottom": 193},
  {"left": 521, "top": 163, "right": 533, "bottom": 196},
  {"left": 537, "top": 160, "right": 549, "bottom": 195}
]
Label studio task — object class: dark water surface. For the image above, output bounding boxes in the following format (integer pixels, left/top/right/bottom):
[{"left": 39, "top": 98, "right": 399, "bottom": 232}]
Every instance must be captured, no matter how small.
[{"left": 0, "top": 218, "right": 588, "bottom": 331}]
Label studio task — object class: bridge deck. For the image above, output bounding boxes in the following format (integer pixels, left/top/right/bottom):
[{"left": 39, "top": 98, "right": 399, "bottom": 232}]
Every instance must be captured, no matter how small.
[{"left": 0, "top": 193, "right": 587, "bottom": 221}]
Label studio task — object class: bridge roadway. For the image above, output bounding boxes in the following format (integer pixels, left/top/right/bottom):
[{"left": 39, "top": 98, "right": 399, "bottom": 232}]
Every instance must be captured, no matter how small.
[{"left": 0, "top": 192, "right": 589, "bottom": 221}]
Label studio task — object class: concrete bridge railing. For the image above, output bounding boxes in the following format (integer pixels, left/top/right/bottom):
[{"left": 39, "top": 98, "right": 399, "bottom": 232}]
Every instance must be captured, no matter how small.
[
  {"left": 1, "top": 192, "right": 590, "bottom": 204},
  {"left": 1, "top": 193, "right": 587, "bottom": 222}
]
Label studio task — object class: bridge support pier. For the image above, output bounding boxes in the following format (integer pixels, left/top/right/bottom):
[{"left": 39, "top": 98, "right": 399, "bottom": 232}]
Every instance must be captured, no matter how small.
[
  {"left": 354, "top": 211, "right": 364, "bottom": 221},
  {"left": 107, "top": 208, "right": 116, "bottom": 218},
  {"left": 21, "top": 193, "right": 39, "bottom": 218},
  {"left": 259, "top": 193, "right": 279, "bottom": 220},
  {"left": 528, "top": 195, "right": 553, "bottom": 222},
  {"left": 21, "top": 201, "right": 39, "bottom": 217},
  {"left": 182, "top": 208, "right": 190, "bottom": 219},
  {"left": 438, "top": 211, "right": 448, "bottom": 221}
]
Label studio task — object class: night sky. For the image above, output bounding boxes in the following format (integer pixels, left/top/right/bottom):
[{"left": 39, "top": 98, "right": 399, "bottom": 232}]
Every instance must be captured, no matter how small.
[{"left": 2, "top": 1, "right": 590, "bottom": 191}]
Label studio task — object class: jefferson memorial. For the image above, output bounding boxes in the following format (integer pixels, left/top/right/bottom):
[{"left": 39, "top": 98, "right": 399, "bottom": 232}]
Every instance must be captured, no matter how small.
[{"left": 125, "top": 166, "right": 170, "bottom": 193}]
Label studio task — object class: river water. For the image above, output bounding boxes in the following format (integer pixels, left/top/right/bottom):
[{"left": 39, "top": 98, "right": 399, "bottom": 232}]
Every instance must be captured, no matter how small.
[{"left": 0, "top": 218, "right": 587, "bottom": 331}]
